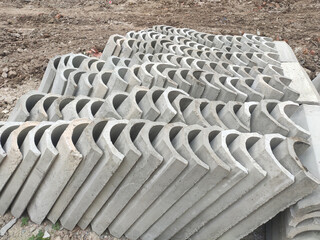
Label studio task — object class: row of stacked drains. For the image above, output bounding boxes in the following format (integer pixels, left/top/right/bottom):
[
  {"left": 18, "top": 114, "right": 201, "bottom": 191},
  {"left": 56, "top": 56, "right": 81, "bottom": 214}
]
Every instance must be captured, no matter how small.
[{"left": 0, "top": 25, "right": 319, "bottom": 240}]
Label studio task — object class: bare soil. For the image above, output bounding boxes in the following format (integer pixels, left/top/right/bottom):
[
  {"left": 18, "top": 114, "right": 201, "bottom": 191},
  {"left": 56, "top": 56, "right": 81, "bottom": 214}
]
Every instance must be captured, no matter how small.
[{"left": 0, "top": 0, "right": 319, "bottom": 239}]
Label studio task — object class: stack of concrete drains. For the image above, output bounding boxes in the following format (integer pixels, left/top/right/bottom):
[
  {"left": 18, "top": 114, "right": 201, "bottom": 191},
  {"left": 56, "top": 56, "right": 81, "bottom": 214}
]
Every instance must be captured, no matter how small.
[
  {"left": 37, "top": 29, "right": 302, "bottom": 103},
  {"left": 37, "top": 25, "right": 320, "bottom": 104},
  {"left": 0, "top": 118, "right": 317, "bottom": 240},
  {"left": 267, "top": 104, "right": 320, "bottom": 240},
  {"left": 8, "top": 89, "right": 310, "bottom": 139},
  {"left": 38, "top": 52, "right": 301, "bottom": 103},
  {"left": 36, "top": 51, "right": 300, "bottom": 103},
  {"left": 0, "top": 25, "right": 319, "bottom": 240}
]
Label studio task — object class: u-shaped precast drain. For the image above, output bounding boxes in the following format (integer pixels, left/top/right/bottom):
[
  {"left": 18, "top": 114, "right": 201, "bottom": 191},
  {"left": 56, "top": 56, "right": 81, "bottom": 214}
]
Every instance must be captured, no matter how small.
[
  {"left": 8, "top": 89, "right": 310, "bottom": 140},
  {"left": 37, "top": 31, "right": 307, "bottom": 104},
  {"left": 267, "top": 104, "right": 320, "bottom": 240},
  {"left": 1, "top": 25, "right": 320, "bottom": 240},
  {"left": 0, "top": 119, "right": 317, "bottom": 240},
  {"left": 49, "top": 59, "right": 295, "bottom": 103}
]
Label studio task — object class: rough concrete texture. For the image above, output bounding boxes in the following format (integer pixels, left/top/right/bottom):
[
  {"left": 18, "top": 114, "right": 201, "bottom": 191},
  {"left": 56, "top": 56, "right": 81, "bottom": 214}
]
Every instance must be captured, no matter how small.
[
  {"left": 125, "top": 125, "right": 209, "bottom": 240},
  {"left": 28, "top": 94, "right": 60, "bottom": 121},
  {"left": 59, "top": 119, "right": 127, "bottom": 230},
  {"left": 8, "top": 91, "right": 310, "bottom": 141},
  {"left": 140, "top": 126, "right": 230, "bottom": 240},
  {"left": 34, "top": 27, "right": 320, "bottom": 105},
  {"left": 0, "top": 122, "right": 21, "bottom": 165},
  {"left": 267, "top": 212, "right": 320, "bottom": 240},
  {"left": 10, "top": 121, "right": 69, "bottom": 218},
  {"left": 0, "top": 122, "right": 52, "bottom": 215},
  {"left": 281, "top": 62, "right": 320, "bottom": 104},
  {"left": 0, "top": 122, "right": 37, "bottom": 193},
  {"left": 158, "top": 130, "right": 249, "bottom": 240},
  {"left": 312, "top": 74, "right": 320, "bottom": 94},
  {"left": 27, "top": 119, "right": 90, "bottom": 224},
  {"left": 1, "top": 25, "right": 320, "bottom": 240},
  {"left": 90, "top": 121, "right": 165, "bottom": 235},
  {"left": 77, "top": 119, "right": 144, "bottom": 230},
  {"left": 268, "top": 104, "right": 320, "bottom": 239},
  {"left": 47, "top": 119, "right": 104, "bottom": 224},
  {"left": 7, "top": 91, "right": 45, "bottom": 122},
  {"left": 176, "top": 132, "right": 267, "bottom": 240},
  {"left": 108, "top": 123, "right": 189, "bottom": 238},
  {"left": 197, "top": 136, "right": 318, "bottom": 240}
]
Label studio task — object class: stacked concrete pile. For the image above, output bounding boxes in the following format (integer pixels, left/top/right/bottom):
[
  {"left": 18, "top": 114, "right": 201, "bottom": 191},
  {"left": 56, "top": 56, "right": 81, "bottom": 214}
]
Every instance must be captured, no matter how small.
[
  {"left": 0, "top": 119, "right": 318, "bottom": 240},
  {"left": 267, "top": 104, "right": 320, "bottom": 240},
  {"left": 34, "top": 25, "right": 319, "bottom": 104},
  {"left": 37, "top": 51, "right": 300, "bottom": 103},
  {"left": 8, "top": 90, "right": 310, "bottom": 139},
  {"left": 36, "top": 33, "right": 304, "bottom": 103},
  {"left": 0, "top": 25, "right": 320, "bottom": 240}
]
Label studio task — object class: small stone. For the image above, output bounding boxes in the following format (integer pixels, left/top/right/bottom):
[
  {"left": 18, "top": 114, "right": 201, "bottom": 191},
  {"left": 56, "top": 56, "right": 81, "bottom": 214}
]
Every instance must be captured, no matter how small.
[
  {"left": 2, "top": 67, "right": 9, "bottom": 73},
  {"left": 54, "top": 237, "right": 62, "bottom": 240},
  {"left": 2, "top": 50, "right": 10, "bottom": 56},
  {"left": 1, "top": 72, "right": 7, "bottom": 78},
  {"left": 11, "top": 33, "right": 21, "bottom": 38},
  {"left": 310, "top": 50, "right": 316, "bottom": 55},
  {"left": 22, "top": 64, "right": 29, "bottom": 71},
  {"left": 87, "top": 232, "right": 100, "bottom": 240},
  {"left": 44, "top": 225, "right": 51, "bottom": 232},
  {"left": 55, "top": 14, "right": 63, "bottom": 19},
  {"left": 294, "top": 46, "right": 303, "bottom": 54},
  {"left": 17, "top": 48, "right": 24, "bottom": 53},
  {"left": 304, "top": 68, "right": 312, "bottom": 77},
  {"left": 29, "top": 225, "right": 37, "bottom": 233},
  {"left": 0, "top": 218, "right": 17, "bottom": 236},
  {"left": 63, "top": 236, "right": 70, "bottom": 240},
  {"left": 8, "top": 71, "right": 17, "bottom": 78},
  {"left": 43, "top": 231, "right": 50, "bottom": 238}
]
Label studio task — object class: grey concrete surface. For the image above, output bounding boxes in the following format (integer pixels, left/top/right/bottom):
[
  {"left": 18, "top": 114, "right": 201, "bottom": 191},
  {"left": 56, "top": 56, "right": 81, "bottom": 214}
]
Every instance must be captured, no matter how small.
[
  {"left": 90, "top": 121, "right": 164, "bottom": 235},
  {"left": 28, "top": 119, "right": 89, "bottom": 224},
  {"left": 125, "top": 125, "right": 209, "bottom": 240},
  {"left": 8, "top": 91, "right": 45, "bottom": 122},
  {"left": 47, "top": 119, "right": 104, "bottom": 224},
  {"left": 78, "top": 120, "right": 144, "bottom": 230},
  {"left": 11, "top": 121, "right": 69, "bottom": 218},
  {"left": 59, "top": 120, "right": 127, "bottom": 230},
  {"left": 225, "top": 137, "right": 319, "bottom": 240},
  {"left": 185, "top": 133, "right": 267, "bottom": 240},
  {"left": 2, "top": 25, "right": 320, "bottom": 240},
  {"left": 0, "top": 122, "right": 52, "bottom": 215},
  {"left": 159, "top": 130, "right": 248, "bottom": 240},
  {"left": 108, "top": 123, "right": 188, "bottom": 238},
  {"left": 0, "top": 122, "right": 37, "bottom": 193},
  {"left": 140, "top": 126, "right": 230, "bottom": 240}
]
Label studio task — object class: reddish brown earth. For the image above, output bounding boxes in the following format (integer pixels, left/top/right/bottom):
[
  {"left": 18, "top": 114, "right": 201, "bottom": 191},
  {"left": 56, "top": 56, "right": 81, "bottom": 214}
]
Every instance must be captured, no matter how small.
[{"left": 0, "top": 0, "right": 319, "bottom": 239}]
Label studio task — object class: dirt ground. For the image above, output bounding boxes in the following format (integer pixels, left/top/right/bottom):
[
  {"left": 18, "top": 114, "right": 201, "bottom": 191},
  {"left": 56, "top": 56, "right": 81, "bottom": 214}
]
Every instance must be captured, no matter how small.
[{"left": 0, "top": 0, "right": 319, "bottom": 239}]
